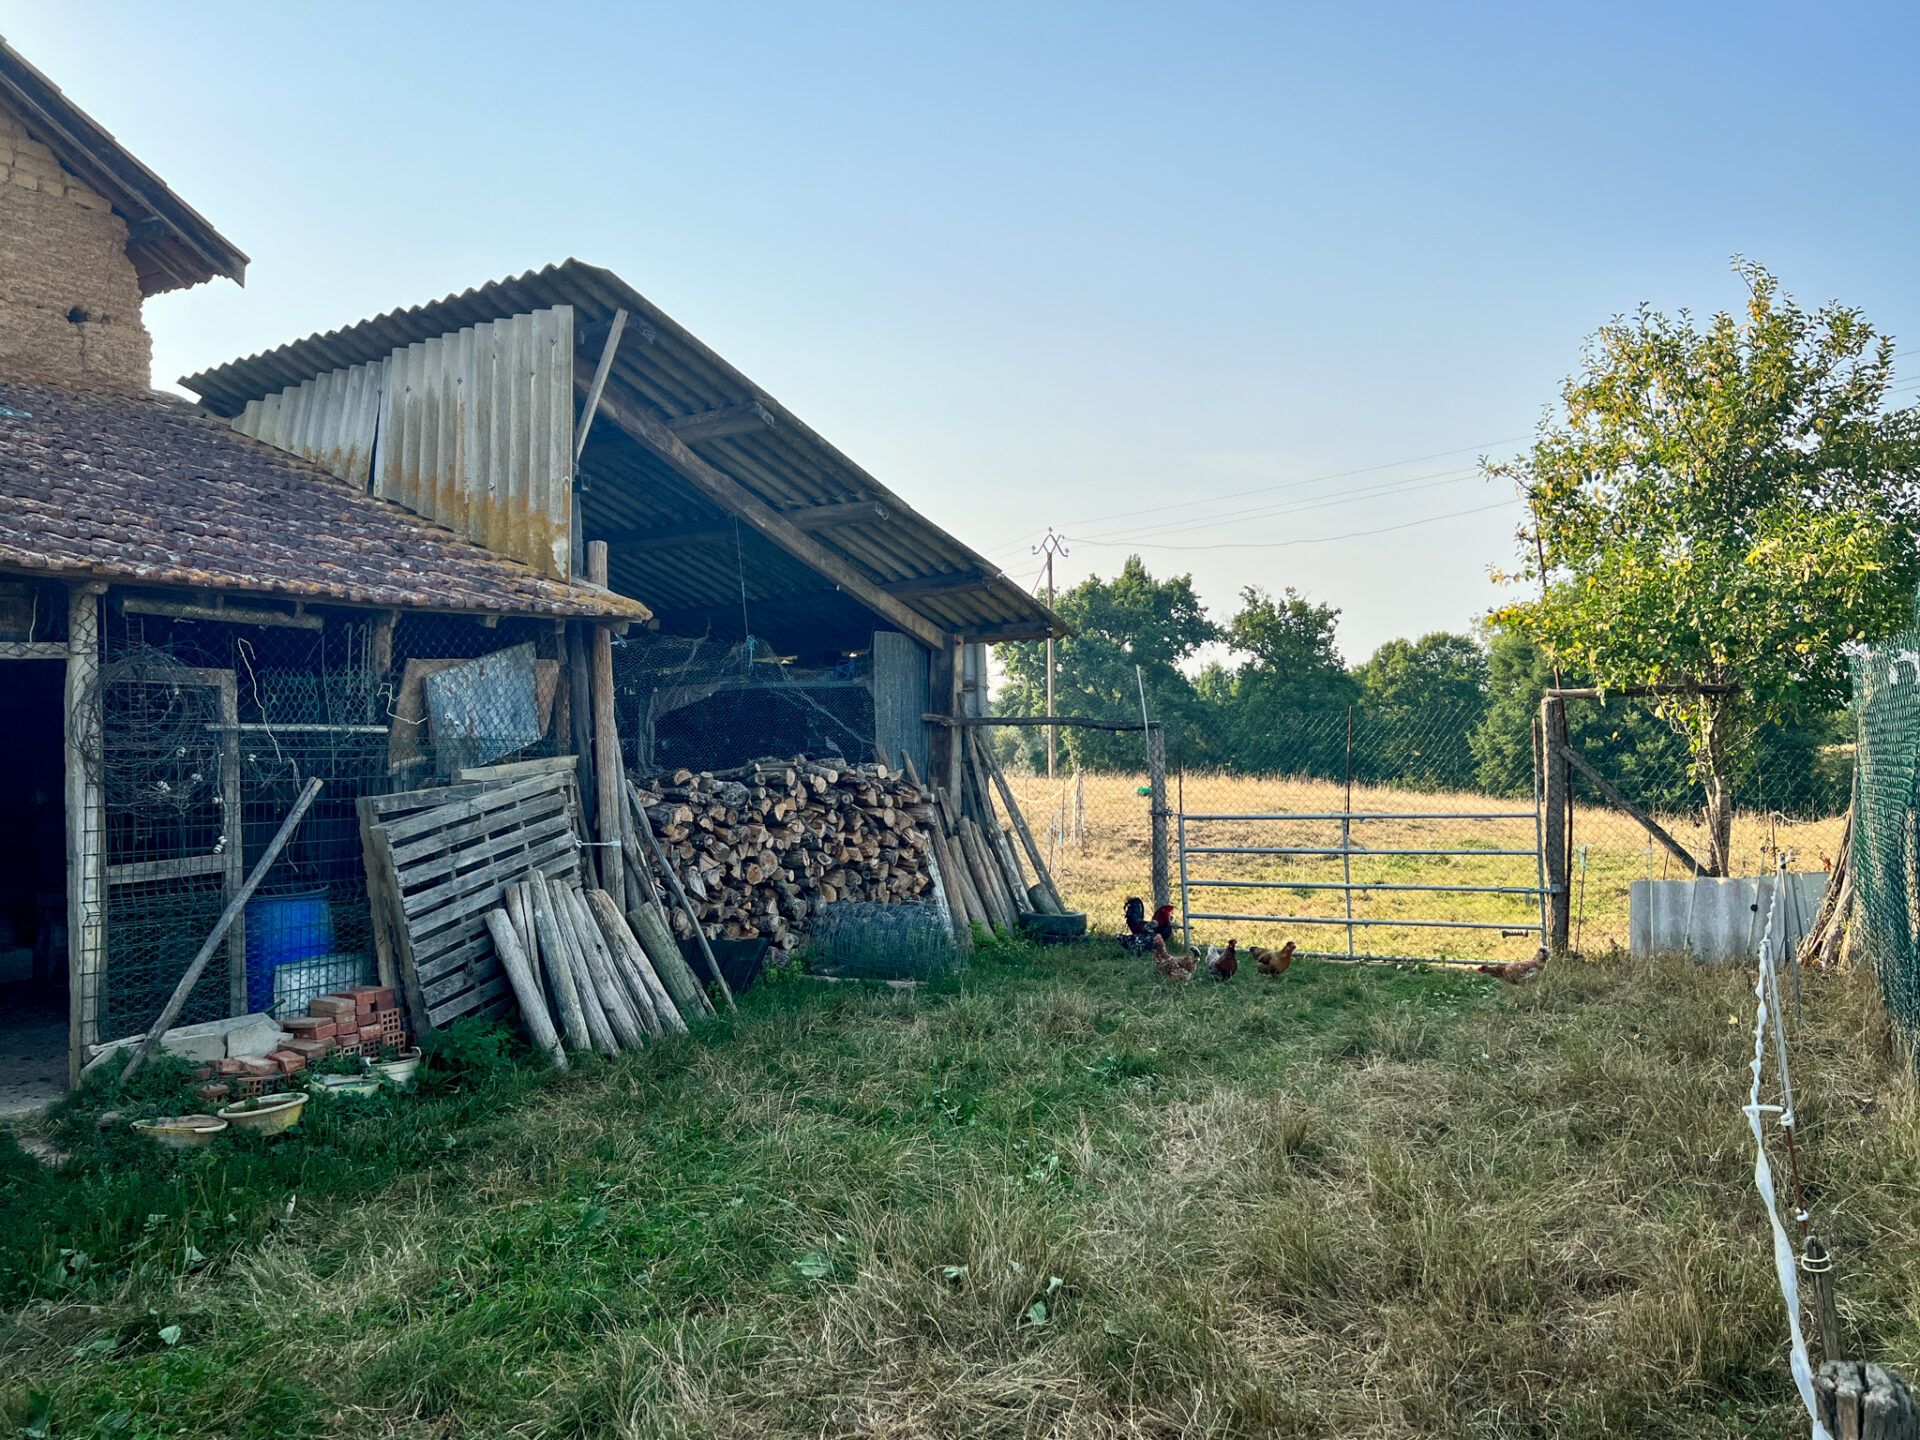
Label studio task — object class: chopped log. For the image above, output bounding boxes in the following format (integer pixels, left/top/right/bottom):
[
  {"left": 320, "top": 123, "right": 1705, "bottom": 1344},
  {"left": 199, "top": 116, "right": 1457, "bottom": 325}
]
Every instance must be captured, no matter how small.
[{"left": 486, "top": 908, "right": 566, "bottom": 1069}]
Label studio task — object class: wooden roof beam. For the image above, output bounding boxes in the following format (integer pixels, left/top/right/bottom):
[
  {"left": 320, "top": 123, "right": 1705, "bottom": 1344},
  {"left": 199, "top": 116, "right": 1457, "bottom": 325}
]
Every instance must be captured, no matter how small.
[
  {"left": 666, "top": 400, "right": 776, "bottom": 443},
  {"left": 581, "top": 385, "right": 946, "bottom": 649},
  {"left": 881, "top": 570, "right": 993, "bottom": 599},
  {"left": 601, "top": 500, "right": 888, "bottom": 551}
]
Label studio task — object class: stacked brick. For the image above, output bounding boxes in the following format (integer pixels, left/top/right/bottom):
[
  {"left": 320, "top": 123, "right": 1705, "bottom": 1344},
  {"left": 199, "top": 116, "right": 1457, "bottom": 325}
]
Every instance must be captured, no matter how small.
[{"left": 186, "top": 986, "right": 412, "bottom": 1096}]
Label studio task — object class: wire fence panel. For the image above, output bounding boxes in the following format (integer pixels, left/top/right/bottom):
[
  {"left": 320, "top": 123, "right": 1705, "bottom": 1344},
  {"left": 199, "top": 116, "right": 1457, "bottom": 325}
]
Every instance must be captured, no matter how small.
[
  {"left": 992, "top": 699, "right": 1848, "bottom": 963},
  {"left": 88, "top": 608, "right": 567, "bottom": 1046},
  {"left": 1851, "top": 622, "right": 1920, "bottom": 1054}
]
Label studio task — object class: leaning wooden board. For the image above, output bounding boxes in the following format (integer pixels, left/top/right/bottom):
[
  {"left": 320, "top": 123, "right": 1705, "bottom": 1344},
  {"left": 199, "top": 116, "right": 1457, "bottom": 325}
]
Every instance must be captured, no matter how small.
[{"left": 363, "top": 771, "right": 585, "bottom": 1031}]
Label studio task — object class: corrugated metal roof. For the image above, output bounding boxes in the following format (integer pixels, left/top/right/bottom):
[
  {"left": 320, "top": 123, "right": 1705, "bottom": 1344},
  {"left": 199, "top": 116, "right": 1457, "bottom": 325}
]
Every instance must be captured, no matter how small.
[
  {"left": 0, "top": 36, "right": 247, "bottom": 295},
  {"left": 0, "top": 373, "right": 647, "bottom": 623},
  {"left": 181, "top": 260, "right": 1063, "bottom": 650}
]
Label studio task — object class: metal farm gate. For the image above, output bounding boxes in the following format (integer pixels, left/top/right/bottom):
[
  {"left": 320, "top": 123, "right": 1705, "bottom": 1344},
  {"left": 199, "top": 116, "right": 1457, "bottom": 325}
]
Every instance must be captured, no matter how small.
[{"left": 1175, "top": 759, "right": 1549, "bottom": 967}]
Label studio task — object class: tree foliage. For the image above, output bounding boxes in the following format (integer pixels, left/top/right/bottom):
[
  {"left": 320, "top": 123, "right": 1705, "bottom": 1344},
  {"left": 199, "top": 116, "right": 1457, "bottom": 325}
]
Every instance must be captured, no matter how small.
[{"left": 1489, "top": 261, "right": 1920, "bottom": 869}]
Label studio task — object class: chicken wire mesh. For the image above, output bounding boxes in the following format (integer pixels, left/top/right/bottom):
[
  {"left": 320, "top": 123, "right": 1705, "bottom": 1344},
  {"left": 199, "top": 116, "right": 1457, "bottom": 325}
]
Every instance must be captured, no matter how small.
[
  {"left": 805, "top": 900, "right": 958, "bottom": 981},
  {"left": 80, "top": 605, "right": 569, "bottom": 1049},
  {"left": 1850, "top": 619, "right": 1920, "bottom": 1055}
]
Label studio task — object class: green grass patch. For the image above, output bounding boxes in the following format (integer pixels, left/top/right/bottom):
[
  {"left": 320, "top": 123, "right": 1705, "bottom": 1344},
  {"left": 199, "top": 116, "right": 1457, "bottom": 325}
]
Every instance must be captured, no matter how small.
[{"left": 3, "top": 941, "right": 1916, "bottom": 1438}]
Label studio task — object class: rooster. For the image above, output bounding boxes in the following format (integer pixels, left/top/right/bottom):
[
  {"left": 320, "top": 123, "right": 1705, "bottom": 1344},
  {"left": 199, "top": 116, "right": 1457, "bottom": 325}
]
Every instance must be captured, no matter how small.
[
  {"left": 1477, "top": 946, "right": 1548, "bottom": 985},
  {"left": 1207, "top": 938, "right": 1238, "bottom": 982},
  {"left": 1251, "top": 941, "right": 1296, "bottom": 978},
  {"left": 1121, "top": 900, "right": 1181, "bottom": 956},
  {"left": 1151, "top": 934, "right": 1194, "bottom": 981}
]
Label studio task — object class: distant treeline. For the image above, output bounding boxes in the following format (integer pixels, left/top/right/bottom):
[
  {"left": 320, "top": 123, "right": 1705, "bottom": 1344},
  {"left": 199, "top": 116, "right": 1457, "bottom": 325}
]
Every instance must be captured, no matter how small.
[{"left": 992, "top": 558, "right": 1852, "bottom": 815}]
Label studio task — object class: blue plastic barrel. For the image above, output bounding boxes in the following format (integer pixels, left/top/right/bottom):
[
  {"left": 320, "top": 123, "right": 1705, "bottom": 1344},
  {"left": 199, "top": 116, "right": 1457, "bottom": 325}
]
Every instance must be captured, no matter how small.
[{"left": 244, "top": 889, "right": 334, "bottom": 1013}]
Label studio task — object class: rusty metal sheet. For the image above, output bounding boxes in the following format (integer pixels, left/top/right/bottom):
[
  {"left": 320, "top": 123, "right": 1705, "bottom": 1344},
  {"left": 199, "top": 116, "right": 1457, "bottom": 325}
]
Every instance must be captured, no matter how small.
[
  {"left": 373, "top": 306, "right": 574, "bottom": 580},
  {"left": 231, "top": 359, "right": 383, "bottom": 487}
]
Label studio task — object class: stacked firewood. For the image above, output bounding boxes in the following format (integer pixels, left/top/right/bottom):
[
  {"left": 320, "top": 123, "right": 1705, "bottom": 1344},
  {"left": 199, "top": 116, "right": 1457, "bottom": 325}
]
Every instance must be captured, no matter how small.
[{"left": 628, "top": 758, "right": 937, "bottom": 954}]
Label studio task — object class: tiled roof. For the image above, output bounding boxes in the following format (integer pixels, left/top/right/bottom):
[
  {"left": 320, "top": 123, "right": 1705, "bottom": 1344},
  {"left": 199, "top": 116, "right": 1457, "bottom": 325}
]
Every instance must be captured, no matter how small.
[{"left": 0, "top": 374, "right": 648, "bottom": 620}]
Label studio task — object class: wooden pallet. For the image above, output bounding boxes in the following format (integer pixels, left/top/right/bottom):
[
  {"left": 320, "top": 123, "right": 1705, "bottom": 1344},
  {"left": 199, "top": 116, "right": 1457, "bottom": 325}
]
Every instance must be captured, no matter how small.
[{"left": 361, "top": 767, "right": 585, "bottom": 1031}]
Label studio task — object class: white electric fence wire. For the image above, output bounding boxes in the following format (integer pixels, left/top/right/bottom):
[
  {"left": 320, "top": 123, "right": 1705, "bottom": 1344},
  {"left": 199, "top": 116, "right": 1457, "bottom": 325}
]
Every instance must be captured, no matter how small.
[{"left": 1743, "top": 856, "right": 1831, "bottom": 1440}]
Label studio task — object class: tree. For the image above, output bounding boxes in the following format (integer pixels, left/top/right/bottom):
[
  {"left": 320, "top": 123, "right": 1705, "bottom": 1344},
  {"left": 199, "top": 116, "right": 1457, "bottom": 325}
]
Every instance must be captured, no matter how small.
[
  {"left": 1490, "top": 261, "right": 1920, "bottom": 873},
  {"left": 1354, "top": 632, "right": 1488, "bottom": 790},
  {"left": 1210, "top": 587, "right": 1356, "bottom": 775},
  {"left": 996, "top": 556, "right": 1219, "bottom": 770}
]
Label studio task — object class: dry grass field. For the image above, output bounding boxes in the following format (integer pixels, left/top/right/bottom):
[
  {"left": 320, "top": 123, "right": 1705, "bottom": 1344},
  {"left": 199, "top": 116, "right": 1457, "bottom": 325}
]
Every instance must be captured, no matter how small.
[{"left": 1005, "top": 769, "right": 1848, "bottom": 964}]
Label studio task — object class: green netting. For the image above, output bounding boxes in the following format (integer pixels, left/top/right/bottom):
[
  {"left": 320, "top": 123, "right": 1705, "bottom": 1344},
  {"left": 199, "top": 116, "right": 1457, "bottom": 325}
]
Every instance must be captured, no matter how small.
[{"left": 1850, "top": 607, "right": 1920, "bottom": 1048}]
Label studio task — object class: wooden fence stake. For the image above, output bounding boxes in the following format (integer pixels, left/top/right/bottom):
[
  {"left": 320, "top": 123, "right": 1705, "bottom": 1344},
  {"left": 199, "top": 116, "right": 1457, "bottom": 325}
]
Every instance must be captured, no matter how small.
[{"left": 119, "top": 778, "right": 324, "bottom": 1084}]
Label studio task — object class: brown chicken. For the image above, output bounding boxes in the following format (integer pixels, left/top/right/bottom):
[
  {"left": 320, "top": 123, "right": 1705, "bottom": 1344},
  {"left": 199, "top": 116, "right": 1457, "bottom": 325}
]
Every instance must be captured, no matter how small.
[
  {"left": 1477, "top": 946, "right": 1548, "bottom": 985},
  {"left": 1251, "top": 940, "right": 1296, "bottom": 977},
  {"left": 1208, "top": 938, "right": 1238, "bottom": 982},
  {"left": 1152, "top": 934, "right": 1194, "bottom": 981}
]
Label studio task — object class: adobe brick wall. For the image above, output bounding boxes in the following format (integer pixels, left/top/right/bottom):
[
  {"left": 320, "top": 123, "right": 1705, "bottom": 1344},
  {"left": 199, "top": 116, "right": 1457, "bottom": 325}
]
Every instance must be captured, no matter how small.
[{"left": 0, "top": 106, "right": 150, "bottom": 387}]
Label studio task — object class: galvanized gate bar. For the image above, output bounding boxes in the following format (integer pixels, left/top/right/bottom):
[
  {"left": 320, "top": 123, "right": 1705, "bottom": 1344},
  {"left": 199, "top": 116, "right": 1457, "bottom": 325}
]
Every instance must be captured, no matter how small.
[
  {"left": 1182, "top": 845, "right": 1538, "bottom": 858},
  {"left": 1185, "top": 912, "right": 1544, "bottom": 932},
  {"left": 1180, "top": 810, "right": 1538, "bottom": 822},
  {"left": 1186, "top": 879, "right": 1545, "bottom": 895}
]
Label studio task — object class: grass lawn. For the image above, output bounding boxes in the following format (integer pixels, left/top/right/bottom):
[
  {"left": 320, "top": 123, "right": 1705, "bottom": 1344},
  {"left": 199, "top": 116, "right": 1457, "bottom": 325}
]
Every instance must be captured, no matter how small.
[{"left": 4, "top": 940, "right": 1918, "bottom": 1438}]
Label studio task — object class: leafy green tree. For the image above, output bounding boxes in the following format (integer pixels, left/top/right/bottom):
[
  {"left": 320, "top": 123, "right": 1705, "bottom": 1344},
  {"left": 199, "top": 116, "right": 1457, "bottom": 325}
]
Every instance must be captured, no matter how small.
[
  {"left": 1490, "top": 261, "right": 1920, "bottom": 872},
  {"left": 1353, "top": 632, "right": 1488, "bottom": 790},
  {"left": 1209, "top": 587, "right": 1356, "bottom": 775},
  {"left": 997, "top": 556, "right": 1218, "bottom": 770}
]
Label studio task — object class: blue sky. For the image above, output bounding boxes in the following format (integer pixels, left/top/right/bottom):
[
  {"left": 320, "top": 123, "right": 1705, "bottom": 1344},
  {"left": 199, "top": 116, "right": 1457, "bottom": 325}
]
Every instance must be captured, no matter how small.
[{"left": 8, "top": 1, "right": 1918, "bottom": 659}]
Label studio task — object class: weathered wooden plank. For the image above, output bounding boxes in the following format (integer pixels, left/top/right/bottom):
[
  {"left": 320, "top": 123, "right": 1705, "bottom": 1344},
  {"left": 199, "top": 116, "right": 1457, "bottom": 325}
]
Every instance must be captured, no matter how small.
[
  {"left": 376, "top": 772, "right": 565, "bottom": 844},
  {"left": 396, "top": 829, "right": 580, "bottom": 922},
  {"left": 385, "top": 789, "right": 571, "bottom": 869},
  {"left": 426, "top": 972, "right": 514, "bottom": 1028},
  {"left": 106, "top": 853, "right": 228, "bottom": 885}
]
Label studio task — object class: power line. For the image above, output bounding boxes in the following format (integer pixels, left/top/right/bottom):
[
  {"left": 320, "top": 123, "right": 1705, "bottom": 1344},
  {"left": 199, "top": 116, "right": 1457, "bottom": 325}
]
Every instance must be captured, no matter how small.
[
  {"left": 1064, "top": 498, "right": 1521, "bottom": 553},
  {"left": 1066, "top": 465, "right": 1486, "bottom": 545}
]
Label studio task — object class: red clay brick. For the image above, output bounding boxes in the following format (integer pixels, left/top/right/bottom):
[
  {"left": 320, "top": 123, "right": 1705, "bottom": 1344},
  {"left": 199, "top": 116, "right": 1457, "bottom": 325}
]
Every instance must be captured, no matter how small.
[
  {"left": 195, "top": 1082, "right": 230, "bottom": 1102},
  {"left": 345, "top": 985, "right": 396, "bottom": 1012},
  {"left": 309, "top": 996, "right": 357, "bottom": 1021},
  {"left": 283, "top": 1015, "right": 333, "bottom": 1037},
  {"left": 285, "top": 1037, "right": 332, "bottom": 1060},
  {"left": 268, "top": 1050, "right": 306, "bottom": 1075}
]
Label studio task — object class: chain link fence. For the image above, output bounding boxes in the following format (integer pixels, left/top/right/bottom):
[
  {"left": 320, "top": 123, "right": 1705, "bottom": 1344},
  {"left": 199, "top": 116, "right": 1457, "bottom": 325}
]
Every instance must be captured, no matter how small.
[
  {"left": 1851, "top": 621, "right": 1920, "bottom": 1053},
  {"left": 991, "top": 696, "right": 1850, "bottom": 964}
]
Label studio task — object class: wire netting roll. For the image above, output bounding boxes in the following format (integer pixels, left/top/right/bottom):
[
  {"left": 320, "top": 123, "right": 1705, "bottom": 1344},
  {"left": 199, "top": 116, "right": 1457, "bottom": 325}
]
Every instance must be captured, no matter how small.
[{"left": 807, "top": 901, "right": 959, "bottom": 982}]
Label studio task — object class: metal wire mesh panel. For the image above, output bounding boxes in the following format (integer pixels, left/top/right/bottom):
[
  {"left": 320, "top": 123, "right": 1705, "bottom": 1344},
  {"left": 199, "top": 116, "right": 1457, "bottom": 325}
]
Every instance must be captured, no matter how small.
[
  {"left": 86, "top": 608, "right": 568, "bottom": 1046},
  {"left": 1851, "top": 623, "right": 1920, "bottom": 1050}
]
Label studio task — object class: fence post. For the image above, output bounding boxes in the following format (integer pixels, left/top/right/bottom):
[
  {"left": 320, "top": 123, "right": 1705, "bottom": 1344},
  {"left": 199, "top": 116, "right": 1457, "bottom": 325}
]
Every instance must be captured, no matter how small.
[
  {"left": 1148, "top": 723, "right": 1169, "bottom": 912},
  {"left": 1540, "top": 695, "right": 1571, "bottom": 953}
]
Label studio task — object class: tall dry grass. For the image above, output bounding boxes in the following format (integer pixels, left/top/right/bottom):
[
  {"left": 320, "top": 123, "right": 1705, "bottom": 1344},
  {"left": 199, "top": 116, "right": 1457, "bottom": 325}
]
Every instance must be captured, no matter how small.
[{"left": 5, "top": 943, "right": 1914, "bottom": 1438}]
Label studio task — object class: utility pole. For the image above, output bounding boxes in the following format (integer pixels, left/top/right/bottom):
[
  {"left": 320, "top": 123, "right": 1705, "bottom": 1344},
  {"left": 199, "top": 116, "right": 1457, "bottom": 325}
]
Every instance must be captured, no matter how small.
[{"left": 1034, "top": 529, "right": 1069, "bottom": 781}]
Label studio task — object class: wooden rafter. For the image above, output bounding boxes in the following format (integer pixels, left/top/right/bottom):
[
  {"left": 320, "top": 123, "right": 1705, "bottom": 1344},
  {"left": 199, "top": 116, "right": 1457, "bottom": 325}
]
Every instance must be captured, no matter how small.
[
  {"left": 580, "top": 385, "right": 946, "bottom": 649},
  {"left": 665, "top": 401, "right": 776, "bottom": 443},
  {"left": 600, "top": 500, "right": 888, "bottom": 552}
]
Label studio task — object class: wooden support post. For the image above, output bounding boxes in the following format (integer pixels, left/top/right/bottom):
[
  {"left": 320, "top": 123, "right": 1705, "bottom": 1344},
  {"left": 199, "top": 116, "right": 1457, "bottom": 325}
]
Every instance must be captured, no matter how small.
[
  {"left": 64, "top": 582, "right": 104, "bottom": 1087},
  {"left": 1148, "top": 723, "right": 1169, "bottom": 914},
  {"left": 1540, "top": 696, "right": 1570, "bottom": 955},
  {"left": 566, "top": 621, "right": 597, "bottom": 847},
  {"left": 1815, "top": 1361, "right": 1918, "bottom": 1439},
  {"left": 928, "top": 639, "right": 958, "bottom": 804},
  {"left": 586, "top": 542, "right": 625, "bottom": 904}
]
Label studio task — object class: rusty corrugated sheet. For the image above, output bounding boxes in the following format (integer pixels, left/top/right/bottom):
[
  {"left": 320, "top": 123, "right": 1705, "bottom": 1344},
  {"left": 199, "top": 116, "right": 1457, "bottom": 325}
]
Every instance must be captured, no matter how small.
[
  {"left": 179, "top": 262, "right": 1065, "bottom": 642},
  {"left": 375, "top": 306, "right": 575, "bottom": 581},
  {"left": 232, "top": 359, "right": 384, "bottom": 486}
]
